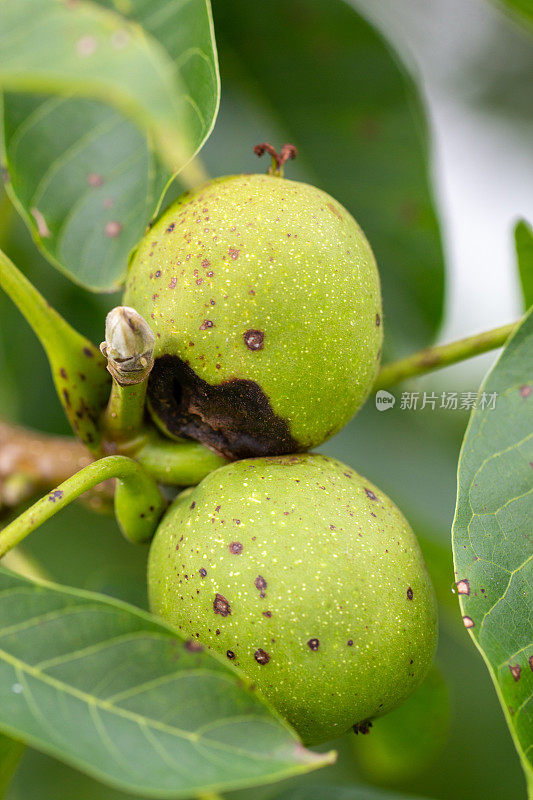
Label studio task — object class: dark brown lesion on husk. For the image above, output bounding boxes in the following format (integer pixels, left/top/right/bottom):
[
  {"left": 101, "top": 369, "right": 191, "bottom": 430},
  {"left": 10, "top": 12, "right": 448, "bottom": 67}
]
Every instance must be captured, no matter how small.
[{"left": 147, "top": 355, "right": 300, "bottom": 460}]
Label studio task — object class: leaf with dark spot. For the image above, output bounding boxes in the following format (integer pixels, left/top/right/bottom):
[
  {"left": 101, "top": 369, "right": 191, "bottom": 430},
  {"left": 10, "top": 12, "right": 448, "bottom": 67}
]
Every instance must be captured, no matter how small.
[
  {"left": 452, "top": 308, "right": 533, "bottom": 784},
  {"left": 185, "top": 640, "right": 203, "bottom": 652},
  {"left": 1, "top": 0, "right": 219, "bottom": 291}
]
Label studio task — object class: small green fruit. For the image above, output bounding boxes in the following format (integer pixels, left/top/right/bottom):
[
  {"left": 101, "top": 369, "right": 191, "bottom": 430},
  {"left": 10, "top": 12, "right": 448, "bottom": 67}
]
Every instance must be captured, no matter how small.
[
  {"left": 148, "top": 454, "right": 437, "bottom": 745},
  {"left": 123, "top": 174, "right": 382, "bottom": 459}
]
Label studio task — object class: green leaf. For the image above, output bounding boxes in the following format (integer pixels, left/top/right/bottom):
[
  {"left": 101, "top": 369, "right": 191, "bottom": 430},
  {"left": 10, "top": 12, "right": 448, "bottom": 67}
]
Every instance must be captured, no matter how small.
[
  {"left": 452, "top": 308, "right": 533, "bottom": 792},
  {"left": 515, "top": 220, "right": 533, "bottom": 310},
  {"left": 7, "top": 749, "right": 140, "bottom": 800},
  {"left": 353, "top": 666, "right": 450, "bottom": 783},
  {"left": 208, "top": 0, "right": 445, "bottom": 355},
  {"left": 494, "top": 0, "right": 533, "bottom": 31},
  {"left": 0, "top": 734, "right": 24, "bottom": 797},
  {"left": 0, "top": 566, "right": 332, "bottom": 798},
  {"left": 0, "top": 0, "right": 219, "bottom": 291},
  {"left": 271, "top": 784, "right": 434, "bottom": 800}
]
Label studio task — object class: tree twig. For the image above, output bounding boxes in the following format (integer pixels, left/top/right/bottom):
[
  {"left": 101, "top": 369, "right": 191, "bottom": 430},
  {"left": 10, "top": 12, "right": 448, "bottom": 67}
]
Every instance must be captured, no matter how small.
[
  {"left": 374, "top": 322, "right": 518, "bottom": 390},
  {"left": 0, "top": 421, "right": 113, "bottom": 513}
]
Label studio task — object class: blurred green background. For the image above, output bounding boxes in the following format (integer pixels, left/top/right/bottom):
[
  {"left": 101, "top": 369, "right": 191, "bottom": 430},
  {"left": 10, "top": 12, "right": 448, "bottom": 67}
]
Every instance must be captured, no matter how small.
[{"left": 1, "top": 0, "right": 531, "bottom": 798}]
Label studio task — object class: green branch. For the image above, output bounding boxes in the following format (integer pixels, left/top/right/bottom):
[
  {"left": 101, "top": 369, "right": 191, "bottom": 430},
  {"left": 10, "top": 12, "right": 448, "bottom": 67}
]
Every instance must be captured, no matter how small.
[
  {"left": 374, "top": 322, "right": 518, "bottom": 390},
  {"left": 0, "top": 456, "right": 165, "bottom": 557}
]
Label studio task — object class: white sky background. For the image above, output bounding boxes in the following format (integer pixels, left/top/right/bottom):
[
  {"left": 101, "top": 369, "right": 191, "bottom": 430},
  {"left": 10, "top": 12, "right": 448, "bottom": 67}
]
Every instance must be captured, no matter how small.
[{"left": 350, "top": 0, "right": 533, "bottom": 387}]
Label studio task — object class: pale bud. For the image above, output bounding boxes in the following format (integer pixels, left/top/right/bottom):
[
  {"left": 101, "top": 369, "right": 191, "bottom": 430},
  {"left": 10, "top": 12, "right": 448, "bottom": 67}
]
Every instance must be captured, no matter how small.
[{"left": 100, "top": 306, "right": 155, "bottom": 385}]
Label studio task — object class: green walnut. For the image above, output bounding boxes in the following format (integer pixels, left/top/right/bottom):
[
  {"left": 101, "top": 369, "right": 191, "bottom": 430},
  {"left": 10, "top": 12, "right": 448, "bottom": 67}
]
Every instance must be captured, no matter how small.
[
  {"left": 123, "top": 174, "right": 382, "bottom": 459},
  {"left": 148, "top": 454, "right": 438, "bottom": 745}
]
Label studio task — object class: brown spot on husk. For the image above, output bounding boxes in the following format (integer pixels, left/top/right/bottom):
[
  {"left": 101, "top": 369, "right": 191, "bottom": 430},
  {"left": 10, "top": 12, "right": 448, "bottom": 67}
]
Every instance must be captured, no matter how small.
[
  {"left": 254, "top": 648, "right": 270, "bottom": 665},
  {"left": 327, "top": 202, "right": 342, "bottom": 219},
  {"left": 213, "top": 593, "right": 231, "bottom": 616},
  {"left": 244, "top": 330, "right": 264, "bottom": 351},
  {"left": 147, "top": 354, "right": 299, "bottom": 460}
]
